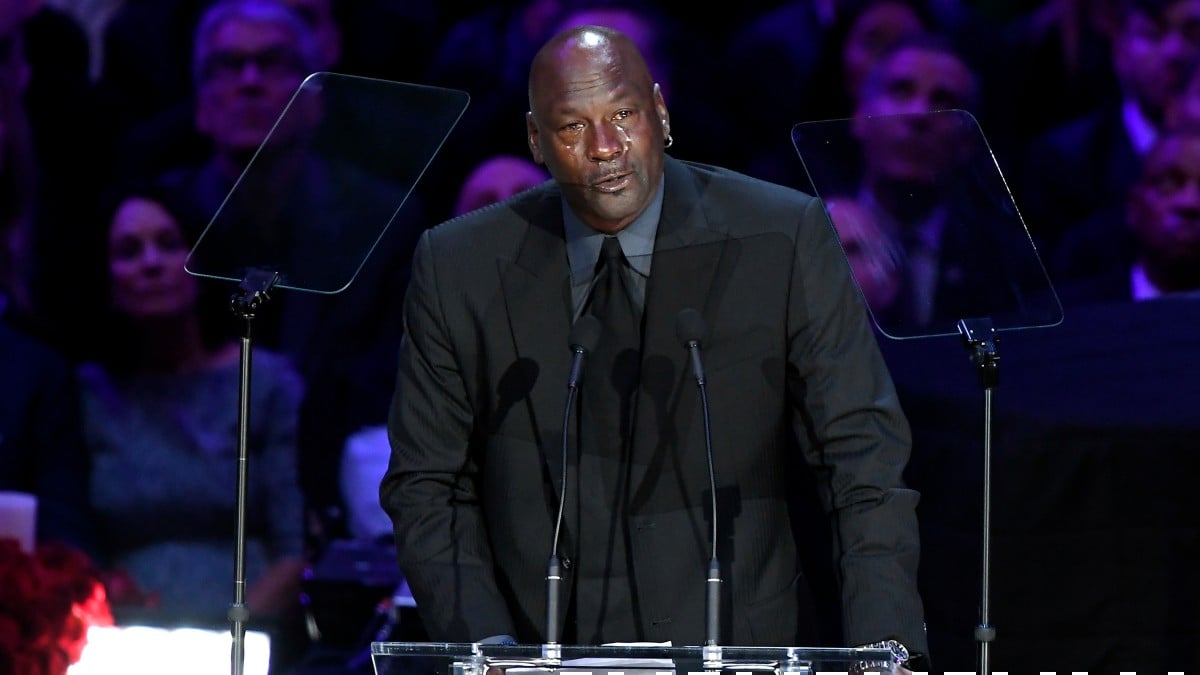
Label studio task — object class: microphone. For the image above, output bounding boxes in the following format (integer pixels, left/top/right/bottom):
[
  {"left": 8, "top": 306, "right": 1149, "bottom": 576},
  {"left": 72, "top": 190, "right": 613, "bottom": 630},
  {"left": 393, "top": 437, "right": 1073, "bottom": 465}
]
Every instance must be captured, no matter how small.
[
  {"left": 546, "top": 315, "right": 602, "bottom": 649},
  {"left": 675, "top": 308, "right": 722, "bottom": 659}
]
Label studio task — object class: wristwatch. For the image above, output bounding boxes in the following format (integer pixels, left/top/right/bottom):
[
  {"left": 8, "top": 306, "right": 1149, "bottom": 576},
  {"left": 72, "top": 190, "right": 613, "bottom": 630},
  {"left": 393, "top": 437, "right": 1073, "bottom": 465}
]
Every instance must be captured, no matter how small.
[{"left": 858, "top": 639, "right": 929, "bottom": 672}]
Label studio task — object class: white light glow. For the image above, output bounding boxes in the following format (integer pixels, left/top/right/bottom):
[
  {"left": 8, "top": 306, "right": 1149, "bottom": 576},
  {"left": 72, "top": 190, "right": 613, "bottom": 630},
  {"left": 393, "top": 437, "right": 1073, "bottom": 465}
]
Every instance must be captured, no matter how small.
[{"left": 69, "top": 625, "right": 270, "bottom": 675}]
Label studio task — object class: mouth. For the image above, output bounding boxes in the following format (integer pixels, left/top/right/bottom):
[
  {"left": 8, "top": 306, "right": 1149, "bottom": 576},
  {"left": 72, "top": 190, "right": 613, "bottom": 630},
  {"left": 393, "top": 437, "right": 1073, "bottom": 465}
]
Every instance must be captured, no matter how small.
[{"left": 591, "top": 171, "right": 632, "bottom": 193}]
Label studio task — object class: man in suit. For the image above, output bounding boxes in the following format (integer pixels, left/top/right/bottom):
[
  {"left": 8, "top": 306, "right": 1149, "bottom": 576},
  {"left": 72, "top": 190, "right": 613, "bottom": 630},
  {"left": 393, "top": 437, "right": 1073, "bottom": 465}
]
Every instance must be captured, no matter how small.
[
  {"left": 824, "top": 33, "right": 1059, "bottom": 337},
  {"left": 1055, "top": 127, "right": 1200, "bottom": 306},
  {"left": 1017, "top": 0, "right": 1200, "bottom": 264},
  {"left": 380, "top": 24, "right": 928, "bottom": 669}
]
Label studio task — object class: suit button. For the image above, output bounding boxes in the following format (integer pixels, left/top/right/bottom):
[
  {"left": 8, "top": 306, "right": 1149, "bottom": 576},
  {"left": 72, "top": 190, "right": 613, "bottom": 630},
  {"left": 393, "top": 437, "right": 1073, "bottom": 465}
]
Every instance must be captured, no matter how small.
[{"left": 561, "top": 556, "right": 572, "bottom": 570}]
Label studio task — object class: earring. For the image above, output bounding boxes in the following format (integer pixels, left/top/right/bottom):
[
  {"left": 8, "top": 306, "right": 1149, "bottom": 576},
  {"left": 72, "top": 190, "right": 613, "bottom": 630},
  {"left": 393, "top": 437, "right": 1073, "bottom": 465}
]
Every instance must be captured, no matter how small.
[{"left": 664, "top": 133, "right": 674, "bottom": 149}]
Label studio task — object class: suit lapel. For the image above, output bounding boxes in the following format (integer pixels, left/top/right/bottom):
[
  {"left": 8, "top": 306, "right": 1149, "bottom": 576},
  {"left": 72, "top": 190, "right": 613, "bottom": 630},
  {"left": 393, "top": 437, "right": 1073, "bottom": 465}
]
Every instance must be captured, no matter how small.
[
  {"left": 499, "top": 194, "right": 576, "bottom": 497},
  {"left": 628, "top": 159, "right": 734, "bottom": 504}
]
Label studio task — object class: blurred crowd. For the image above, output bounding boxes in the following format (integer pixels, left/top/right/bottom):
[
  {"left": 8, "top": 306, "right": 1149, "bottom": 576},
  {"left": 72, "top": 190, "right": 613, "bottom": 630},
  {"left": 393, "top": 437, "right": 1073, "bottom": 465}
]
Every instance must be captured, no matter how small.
[{"left": 3, "top": 0, "right": 1200, "bottom": 673}]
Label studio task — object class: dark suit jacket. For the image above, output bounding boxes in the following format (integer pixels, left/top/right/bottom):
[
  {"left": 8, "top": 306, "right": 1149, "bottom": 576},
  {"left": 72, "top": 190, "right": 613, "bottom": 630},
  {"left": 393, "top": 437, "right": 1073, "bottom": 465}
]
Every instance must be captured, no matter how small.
[{"left": 381, "top": 156, "right": 926, "bottom": 652}]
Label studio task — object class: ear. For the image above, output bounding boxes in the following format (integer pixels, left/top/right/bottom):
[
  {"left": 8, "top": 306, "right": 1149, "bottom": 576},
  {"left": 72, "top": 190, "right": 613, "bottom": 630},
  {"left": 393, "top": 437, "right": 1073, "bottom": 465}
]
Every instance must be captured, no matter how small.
[
  {"left": 653, "top": 83, "right": 670, "bottom": 137},
  {"left": 526, "top": 111, "right": 544, "bottom": 164}
]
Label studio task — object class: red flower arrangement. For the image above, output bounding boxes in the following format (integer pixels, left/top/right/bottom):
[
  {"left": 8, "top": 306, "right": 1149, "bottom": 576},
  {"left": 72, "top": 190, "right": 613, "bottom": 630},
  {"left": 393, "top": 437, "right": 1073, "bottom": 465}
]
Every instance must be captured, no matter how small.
[{"left": 0, "top": 539, "right": 113, "bottom": 675}]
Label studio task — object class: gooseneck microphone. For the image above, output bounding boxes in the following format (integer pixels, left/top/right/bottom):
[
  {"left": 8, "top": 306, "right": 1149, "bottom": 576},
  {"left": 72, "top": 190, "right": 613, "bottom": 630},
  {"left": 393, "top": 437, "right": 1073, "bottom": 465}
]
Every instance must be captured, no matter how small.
[
  {"left": 546, "top": 315, "right": 602, "bottom": 649},
  {"left": 675, "top": 308, "right": 722, "bottom": 657}
]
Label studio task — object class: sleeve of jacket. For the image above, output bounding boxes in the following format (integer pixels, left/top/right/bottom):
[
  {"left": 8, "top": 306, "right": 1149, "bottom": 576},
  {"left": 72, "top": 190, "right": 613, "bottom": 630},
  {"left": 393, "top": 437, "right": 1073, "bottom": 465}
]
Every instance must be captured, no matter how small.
[
  {"left": 785, "top": 197, "right": 928, "bottom": 654},
  {"left": 379, "top": 228, "right": 517, "bottom": 642}
]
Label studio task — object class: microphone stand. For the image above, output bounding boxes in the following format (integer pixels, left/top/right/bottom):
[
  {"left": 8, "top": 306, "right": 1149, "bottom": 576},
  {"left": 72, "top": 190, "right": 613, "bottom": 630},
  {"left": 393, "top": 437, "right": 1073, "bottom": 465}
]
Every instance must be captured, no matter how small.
[
  {"left": 227, "top": 268, "right": 280, "bottom": 675},
  {"left": 957, "top": 317, "right": 999, "bottom": 675},
  {"left": 676, "top": 309, "right": 722, "bottom": 668},
  {"left": 545, "top": 316, "right": 599, "bottom": 662}
]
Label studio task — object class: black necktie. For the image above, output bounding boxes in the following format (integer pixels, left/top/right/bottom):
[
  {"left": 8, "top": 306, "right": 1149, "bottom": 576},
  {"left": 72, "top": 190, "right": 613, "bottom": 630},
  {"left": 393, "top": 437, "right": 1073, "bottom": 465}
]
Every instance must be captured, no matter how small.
[
  {"left": 583, "top": 236, "right": 641, "bottom": 451},
  {"left": 572, "top": 236, "right": 641, "bottom": 643}
]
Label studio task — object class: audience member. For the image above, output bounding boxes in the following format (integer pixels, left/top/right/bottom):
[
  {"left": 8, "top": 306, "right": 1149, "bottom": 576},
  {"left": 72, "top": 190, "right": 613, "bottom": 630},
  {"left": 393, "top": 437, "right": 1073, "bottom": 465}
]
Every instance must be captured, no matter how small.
[
  {"left": 1041, "top": 20, "right": 1200, "bottom": 285},
  {"left": 724, "top": 0, "right": 976, "bottom": 185},
  {"left": 105, "top": 0, "right": 422, "bottom": 188},
  {"left": 828, "top": 33, "right": 1051, "bottom": 334},
  {"left": 108, "top": 0, "right": 329, "bottom": 185},
  {"left": 1054, "top": 128, "right": 1200, "bottom": 305},
  {"left": 16, "top": 2, "right": 116, "bottom": 356},
  {"left": 453, "top": 154, "right": 549, "bottom": 217},
  {"left": 155, "top": 0, "right": 433, "bottom": 552},
  {"left": 810, "top": 0, "right": 969, "bottom": 123},
  {"left": 77, "top": 180, "right": 308, "bottom": 664},
  {"left": 1017, "top": 0, "right": 1200, "bottom": 261},
  {"left": 17, "top": 1, "right": 98, "bottom": 192},
  {"left": 1, "top": 1, "right": 94, "bottom": 371},
  {"left": 824, "top": 194, "right": 905, "bottom": 317}
]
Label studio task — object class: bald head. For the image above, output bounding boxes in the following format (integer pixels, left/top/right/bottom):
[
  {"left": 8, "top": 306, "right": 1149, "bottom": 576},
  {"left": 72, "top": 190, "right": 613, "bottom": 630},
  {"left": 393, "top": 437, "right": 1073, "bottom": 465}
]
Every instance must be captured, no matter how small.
[
  {"left": 523, "top": 24, "right": 670, "bottom": 234},
  {"left": 528, "top": 25, "right": 654, "bottom": 117}
]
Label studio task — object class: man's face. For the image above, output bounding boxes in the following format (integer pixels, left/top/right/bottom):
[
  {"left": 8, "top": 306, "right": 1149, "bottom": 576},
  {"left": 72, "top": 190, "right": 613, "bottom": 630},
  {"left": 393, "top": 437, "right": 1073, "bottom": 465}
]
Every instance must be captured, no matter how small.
[
  {"left": 853, "top": 45, "right": 975, "bottom": 183},
  {"left": 841, "top": 1, "right": 927, "bottom": 100},
  {"left": 526, "top": 32, "right": 668, "bottom": 234},
  {"left": 1113, "top": 0, "right": 1200, "bottom": 118},
  {"left": 1129, "top": 135, "right": 1200, "bottom": 281},
  {"left": 194, "top": 18, "right": 309, "bottom": 160}
]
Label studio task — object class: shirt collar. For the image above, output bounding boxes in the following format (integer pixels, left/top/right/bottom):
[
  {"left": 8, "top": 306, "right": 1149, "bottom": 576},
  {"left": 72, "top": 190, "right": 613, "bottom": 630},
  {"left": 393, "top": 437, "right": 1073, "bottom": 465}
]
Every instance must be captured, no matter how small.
[{"left": 564, "top": 177, "right": 664, "bottom": 284}]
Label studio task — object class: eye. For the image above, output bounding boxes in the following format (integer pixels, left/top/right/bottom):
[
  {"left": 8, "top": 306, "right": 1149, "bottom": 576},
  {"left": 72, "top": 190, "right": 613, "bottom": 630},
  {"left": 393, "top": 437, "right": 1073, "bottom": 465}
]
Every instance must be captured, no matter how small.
[
  {"left": 885, "top": 78, "right": 916, "bottom": 101},
  {"left": 156, "top": 229, "right": 187, "bottom": 253},
  {"left": 110, "top": 236, "right": 143, "bottom": 262},
  {"left": 1148, "top": 167, "right": 1187, "bottom": 193}
]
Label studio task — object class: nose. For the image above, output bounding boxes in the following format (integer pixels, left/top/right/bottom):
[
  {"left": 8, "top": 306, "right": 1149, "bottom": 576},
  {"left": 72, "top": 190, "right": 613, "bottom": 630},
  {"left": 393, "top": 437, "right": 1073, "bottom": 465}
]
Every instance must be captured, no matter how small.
[
  {"left": 587, "top": 120, "right": 628, "bottom": 162},
  {"left": 238, "top": 61, "right": 265, "bottom": 85},
  {"left": 137, "top": 244, "right": 170, "bottom": 272},
  {"left": 904, "top": 93, "right": 937, "bottom": 116}
]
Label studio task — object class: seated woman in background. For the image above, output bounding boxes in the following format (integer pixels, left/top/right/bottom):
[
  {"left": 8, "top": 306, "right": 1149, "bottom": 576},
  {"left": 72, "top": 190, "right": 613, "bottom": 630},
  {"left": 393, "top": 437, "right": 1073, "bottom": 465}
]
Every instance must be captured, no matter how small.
[{"left": 77, "top": 181, "right": 308, "bottom": 650}]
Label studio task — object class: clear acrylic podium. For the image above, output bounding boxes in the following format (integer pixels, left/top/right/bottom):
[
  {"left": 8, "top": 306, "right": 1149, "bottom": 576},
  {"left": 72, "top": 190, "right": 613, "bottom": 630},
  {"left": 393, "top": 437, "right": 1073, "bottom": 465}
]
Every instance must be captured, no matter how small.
[{"left": 369, "top": 642, "right": 894, "bottom": 675}]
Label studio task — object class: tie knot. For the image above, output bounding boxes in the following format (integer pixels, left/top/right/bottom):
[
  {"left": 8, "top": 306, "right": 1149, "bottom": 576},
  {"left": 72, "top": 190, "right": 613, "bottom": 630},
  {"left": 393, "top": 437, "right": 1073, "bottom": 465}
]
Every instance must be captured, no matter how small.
[{"left": 599, "top": 237, "right": 625, "bottom": 268}]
